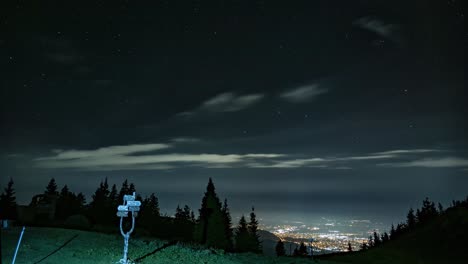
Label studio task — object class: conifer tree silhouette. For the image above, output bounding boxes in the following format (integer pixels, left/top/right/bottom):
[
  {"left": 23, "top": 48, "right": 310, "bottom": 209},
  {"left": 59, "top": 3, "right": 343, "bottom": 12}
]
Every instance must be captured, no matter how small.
[
  {"left": 235, "top": 215, "right": 250, "bottom": 252},
  {"left": 118, "top": 179, "right": 129, "bottom": 203},
  {"left": 0, "top": 178, "right": 17, "bottom": 220},
  {"left": 407, "top": 208, "right": 416, "bottom": 229},
  {"left": 193, "top": 178, "right": 229, "bottom": 249},
  {"left": 44, "top": 178, "right": 59, "bottom": 196},
  {"left": 248, "top": 207, "right": 262, "bottom": 253},
  {"left": 373, "top": 231, "right": 381, "bottom": 246},
  {"left": 56, "top": 185, "right": 73, "bottom": 220},
  {"left": 221, "top": 198, "right": 233, "bottom": 250},
  {"left": 89, "top": 178, "right": 110, "bottom": 225},
  {"left": 298, "top": 242, "right": 307, "bottom": 256},
  {"left": 275, "top": 239, "right": 286, "bottom": 256}
]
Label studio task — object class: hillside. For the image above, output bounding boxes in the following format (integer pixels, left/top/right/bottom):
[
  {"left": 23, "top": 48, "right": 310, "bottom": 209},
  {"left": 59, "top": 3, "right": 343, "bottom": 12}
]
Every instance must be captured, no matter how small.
[
  {"left": 318, "top": 207, "right": 468, "bottom": 264},
  {"left": 1, "top": 226, "right": 338, "bottom": 264}
]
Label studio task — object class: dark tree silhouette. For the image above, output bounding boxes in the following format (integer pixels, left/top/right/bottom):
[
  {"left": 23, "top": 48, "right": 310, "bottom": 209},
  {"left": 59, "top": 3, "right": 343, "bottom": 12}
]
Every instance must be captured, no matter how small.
[
  {"left": 360, "top": 242, "right": 368, "bottom": 250},
  {"left": 407, "top": 208, "right": 416, "bottom": 229},
  {"left": 275, "top": 239, "right": 286, "bottom": 256},
  {"left": 235, "top": 215, "right": 250, "bottom": 252},
  {"left": 44, "top": 178, "right": 59, "bottom": 196},
  {"left": 368, "top": 235, "right": 374, "bottom": 247},
  {"left": 417, "top": 197, "right": 438, "bottom": 223},
  {"left": 193, "top": 178, "right": 229, "bottom": 249},
  {"left": 293, "top": 246, "right": 299, "bottom": 256},
  {"left": 348, "top": 242, "right": 353, "bottom": 252},
  {"left": 221, "top": 198, "right": 233, "bottom": 250},
  {"left": 390, "top": 224, "right": 396, "bottom": 238},
  {"left": 175, "top": 205, "right": 184, "bottom": 219},
  {"left": 373, "top": 231, "right": 381, "bottom": 246},
  {"left": 438, "top": 202, "right": 444, "bottom": 214},
  {"left": 129, "top": 182, "right": 136, "bottom": 194},
  {"left": 298, "top": 242, "right": 308, "bottom": 256},
  {"left": 139, "top": 193, "right": 160, "bottom": 233},
  {"left": 381, "top": 232, "right": 390, "bottom": 243},
  {"left": 248, "top": 207, "right": 262, "bottom": 253},
  {"left": 56, "top": 185, "right": 73, "bottom": 220},
  {"left": 0, "top": 178, "right": 17, "bottom": 220},
  {"left": 117, "top": 179, "right": 129, "bottom": 203},
  {"left": 88, "top": 178, "right": 110, "bottom": 225}
]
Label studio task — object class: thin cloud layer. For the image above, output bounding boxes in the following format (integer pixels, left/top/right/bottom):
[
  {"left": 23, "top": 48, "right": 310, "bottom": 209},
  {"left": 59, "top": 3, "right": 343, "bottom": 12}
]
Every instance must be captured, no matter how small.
[
  {"left": 379, "top": 157, "right": 468, "bottom": 168},
  {"left": 200, "top": 92, "right": 265, "bottom": 112},
  {"left": 34, "top": 145, "right": 462, "bottom": 171},
  {"left": 280, "top": 84, "right": 328, "bottom": 103},
  {"left": 177, "top": 92, "right": 265, "bottom": 117},
  {"left": 35, "top": 142, "right": 285, "bottom": 170},
  {"left": 354, "top": 17, "right": 396, "bottom": 39}
]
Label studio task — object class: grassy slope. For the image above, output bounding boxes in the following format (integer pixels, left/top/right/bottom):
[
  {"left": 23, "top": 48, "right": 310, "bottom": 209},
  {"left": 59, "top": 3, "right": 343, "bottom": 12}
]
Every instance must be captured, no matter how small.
[
  {"left": 1, "top": 226, "right": 339, "bottom": 264},
  {"left": 319, "top": 207, "right": 468, "bottom": 264}
]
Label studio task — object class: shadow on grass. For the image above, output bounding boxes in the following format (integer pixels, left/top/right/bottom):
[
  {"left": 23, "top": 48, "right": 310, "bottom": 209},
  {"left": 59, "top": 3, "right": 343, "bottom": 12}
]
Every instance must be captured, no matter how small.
[
  {"left": 133, "top": 240, "right": 178, "bottom": 263},
  {"left": 33, "top": 234, "right": 79, "bottom": 264}
]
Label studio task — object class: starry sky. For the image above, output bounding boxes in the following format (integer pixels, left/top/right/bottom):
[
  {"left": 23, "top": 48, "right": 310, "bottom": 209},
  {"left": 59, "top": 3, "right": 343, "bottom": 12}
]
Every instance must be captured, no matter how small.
[{"left": 1, "top": 0, "right": 466, "bottom": 226}]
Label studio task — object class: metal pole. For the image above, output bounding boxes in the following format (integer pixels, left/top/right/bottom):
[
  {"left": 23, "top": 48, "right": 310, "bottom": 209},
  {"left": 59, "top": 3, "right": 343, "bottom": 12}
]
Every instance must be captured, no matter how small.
[{"left": 11, "top": 226, "right": 25, "bottom": 264}]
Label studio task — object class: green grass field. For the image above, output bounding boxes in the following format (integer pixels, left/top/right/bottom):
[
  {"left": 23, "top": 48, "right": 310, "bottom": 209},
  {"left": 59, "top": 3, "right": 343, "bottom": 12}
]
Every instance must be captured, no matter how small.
[
  {"left": 1, "top": 226, "right": 337, "bottom": 264},
  {"left": 2, "top": 207, "right": 467, "bottom": 264}
]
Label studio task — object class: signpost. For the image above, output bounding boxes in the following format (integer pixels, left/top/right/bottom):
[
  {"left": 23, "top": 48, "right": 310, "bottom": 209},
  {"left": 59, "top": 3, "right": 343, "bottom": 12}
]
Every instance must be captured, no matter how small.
[{"left": 116, "top": 192, "right": 141, "bottom": 264}]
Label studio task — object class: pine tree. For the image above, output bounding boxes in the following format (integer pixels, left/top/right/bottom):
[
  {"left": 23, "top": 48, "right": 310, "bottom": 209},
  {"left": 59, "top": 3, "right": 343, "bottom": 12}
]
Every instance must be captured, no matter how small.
[
  {"left": 221, "top": 199, "right": 233, "bottom": 250},
  {"left": 175, "top": 205, "right": 184, "bottom": 219},
  {"left": 44, "top": 178, "right": 59, "bottom": 196},
  {"left": 118, "top": 179, "right": 129, "bottom": 203},
  {"left": 368, "top": 235, "right": 374, "bottom": 247},
  {"left": 438, "top": 203, "right": 444, "bottom": 214},
  {"left": 293, "top": 246, "right": 299, "bottom": 256},
  {"left": 183, "top": 205, "right": 192, "bottom": 220},
  {"left": 89, "top": 178, "right": 110, "bottom": 225},
  {"left": 190, "top": 211, "right": 196, "bottom": 223},
  {"left": 193, "top": 178, "right": 228, "bottom": 249},
  {"left": 407, "top": 208, "right": 416, "bottom": 229},
  {"left": 235, "top": 215, "right": 250, "bottom": 252},
  {"left": 275, "top": 239, "right": 286, "bottom": 256},
  {"left": 382, "top": 232, "right": 389, "bottom": 242},
  {"left": 360, "top": 242, "right": 368, "bottom": 250},
  {"left": 129, "top": 182, "right": 136, "bottom": 195},
  {"left": 56, "top": 185, "right": 73, "bottom": 220},
  {"left": 0, "top": 178, "right": 17, "bottom": 220},
  {"left": 390, "top": 224, "right": 396, "bottom": 239},
  {"left": 248, "top": 207, "right": 262, "bottom": 253},
  {"left": 373, "top": 231, "right": 381, "bottom": 246},
  {"left": 298, "top": 242, "right": 307, "bottom": 256},
  {"left": 109, "top": 184, "right": 118, "bottom": 208},
  {"left": 139, "top": 193, "right": 160, "bottom": 232}
]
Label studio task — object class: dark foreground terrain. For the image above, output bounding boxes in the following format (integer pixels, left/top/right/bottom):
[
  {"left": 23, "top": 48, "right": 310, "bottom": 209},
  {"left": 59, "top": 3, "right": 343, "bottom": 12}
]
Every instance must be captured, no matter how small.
[{"left": 2, "top": 207, "right": 467, "bottom": 264}]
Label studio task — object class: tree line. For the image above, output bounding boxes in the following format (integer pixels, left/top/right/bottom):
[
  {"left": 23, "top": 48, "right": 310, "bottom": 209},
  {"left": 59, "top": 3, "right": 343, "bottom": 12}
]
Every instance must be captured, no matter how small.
[
  {"left": 359, "top": 196, "right": 468, "bottom": 251},
  {"left": 272, "top": 196, "right": 468, "bottom": 257},
  {"left": 0, "top": 177, "right": 262, "bottom": 253}
]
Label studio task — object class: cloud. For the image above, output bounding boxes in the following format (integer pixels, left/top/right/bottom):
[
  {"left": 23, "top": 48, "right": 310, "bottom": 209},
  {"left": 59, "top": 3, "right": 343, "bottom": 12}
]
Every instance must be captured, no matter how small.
[
  {"left": 378, "top": 157, "right": 468, "bottom": 168},
  {"left": 200, "top": 92, "right": 265, "bottom": 112},
  {"left": 280, "top": 84, "right": 328, "bottom": 103},
  {"left": 36, "top": 144, "right": 171, "bottom": 161},
  {"left": 176, "top": 92, "right": 265, "bottom": 118},
  {"left": 372, "top": 149, "right": 440, "bottom": 155},
  {"left": 35, "top": 143, "right": 285, "bottom": 170},
  {"left": 353, "top": 17, "right": 399, "bottom": 42},
  {"left": 171, "top": 137, "right": 201, "bottom": 143}
]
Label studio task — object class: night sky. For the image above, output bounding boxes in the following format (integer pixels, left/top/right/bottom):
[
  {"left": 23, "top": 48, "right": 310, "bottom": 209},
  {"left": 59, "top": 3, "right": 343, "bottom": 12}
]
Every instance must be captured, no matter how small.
[{"left": 1, "top": 0, "right": 466, "bottom": 227}]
